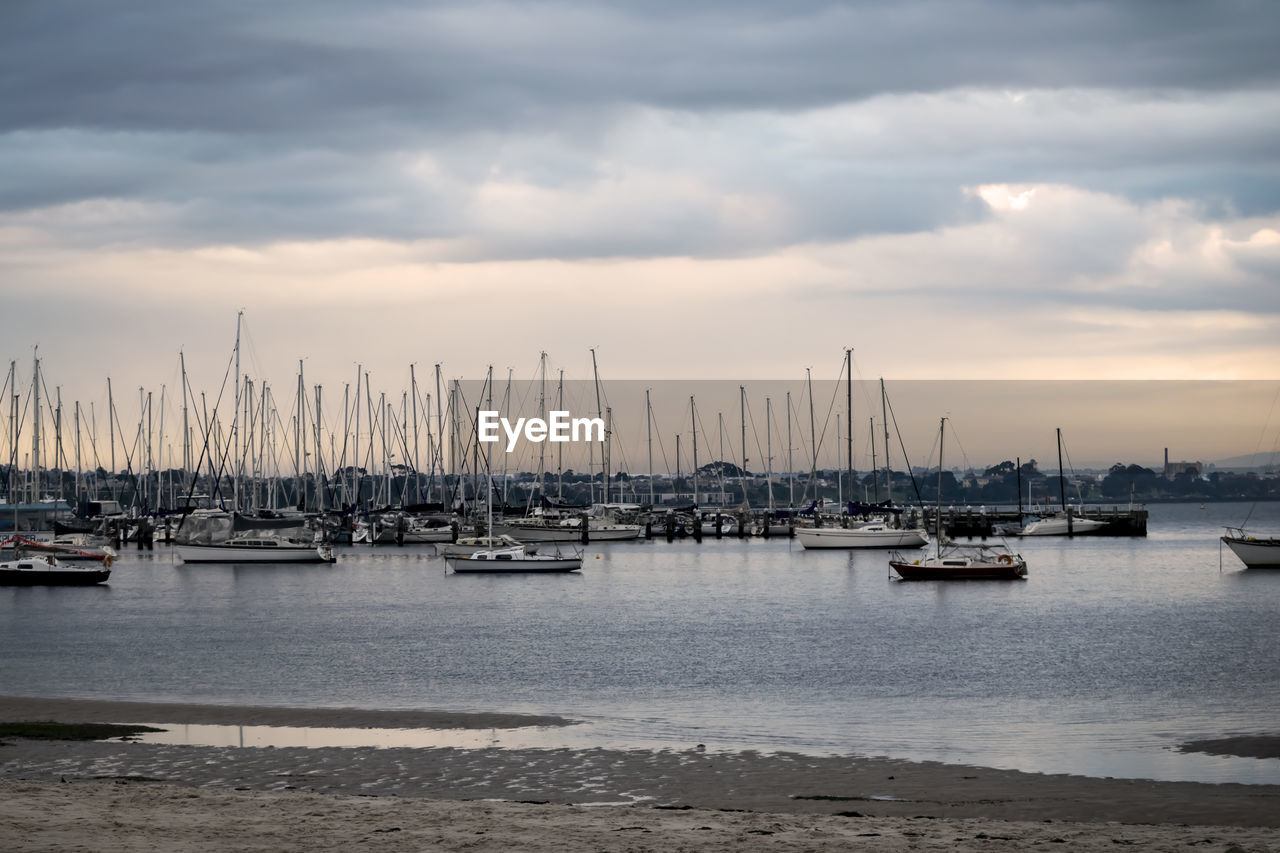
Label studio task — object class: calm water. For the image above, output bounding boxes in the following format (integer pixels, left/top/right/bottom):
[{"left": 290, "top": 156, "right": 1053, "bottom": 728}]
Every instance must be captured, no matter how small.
[{"left": 3, "top": 502, "right": 1278, "bottom": 784}]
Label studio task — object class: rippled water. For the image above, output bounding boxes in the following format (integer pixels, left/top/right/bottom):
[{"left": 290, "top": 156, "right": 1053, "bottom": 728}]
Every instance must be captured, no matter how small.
[{"left": 3, "top": 501, "right": 1278, "bottom": 784}]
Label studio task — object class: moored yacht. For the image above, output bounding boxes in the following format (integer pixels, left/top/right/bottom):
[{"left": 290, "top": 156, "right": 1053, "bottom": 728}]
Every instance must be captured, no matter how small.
[
  {"left": 796, "top": 521, "right": 928, "bottom": 550},
  {"left": 0, "top": 554, "right": 111, "bottom": 586},
  {"left": 1221, "top": 527, "right": 1280, "bottom": 568},
  {"left": 175, "top": 534, "right": 335, "bottom": 564}
]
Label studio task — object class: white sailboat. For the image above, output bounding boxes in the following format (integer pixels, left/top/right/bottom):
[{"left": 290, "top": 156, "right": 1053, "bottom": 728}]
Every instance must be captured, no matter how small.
[
  {"left": 796, "top": 522, "right": 928, "bottom": 549},
  {"left": 796, "top": 359, "right": 927, "bottom": 550},
  {"left": 1221, "top": 528, "right": 1280, "bottom": 568},
  {"left": 176, "top": 533, "right": 335, "bottom": 564},
  {"left": 1020, "top": 514, "right": 1106, "bottom": 536},
  {"left": 1019, "top": 429, "right": 1106, "bottom": 536},
  {"left": 436, "top": 534, "right": 531, "bottom": 558}
]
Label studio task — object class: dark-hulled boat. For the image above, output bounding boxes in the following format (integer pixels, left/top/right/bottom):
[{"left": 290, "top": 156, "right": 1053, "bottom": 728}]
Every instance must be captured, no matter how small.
[{"left": 890, "top": 544, "right": 1027, "bottom": 580}]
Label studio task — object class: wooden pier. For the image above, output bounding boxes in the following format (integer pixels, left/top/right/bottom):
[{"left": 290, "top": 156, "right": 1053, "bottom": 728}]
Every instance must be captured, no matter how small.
[{"left": 903, "top": 505, "right": 1148, "bottom": 538}]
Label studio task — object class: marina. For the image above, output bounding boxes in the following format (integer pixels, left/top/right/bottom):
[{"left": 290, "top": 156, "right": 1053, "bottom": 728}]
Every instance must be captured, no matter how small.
[{"left": 2, "top": 501, "right": 1278, "bottom": 785}]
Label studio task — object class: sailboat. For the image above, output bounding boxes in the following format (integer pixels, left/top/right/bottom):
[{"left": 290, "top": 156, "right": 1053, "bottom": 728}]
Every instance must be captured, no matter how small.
[
  {"left": 0, "top": 553, "right": 111, "bottom": 586},
  {"left": 1221, "top": 529, "right": 1280, "bottom": 568},
  {"left": 795, "top": 357, "right": 928, "bottom": 549},
  {"left": 1220, "top": 395, "right": 1280, "bottom": 566},
  {"left": 446, "top": 403, "right": 583, "bottom": 574},
  {"left": 175, "top": 533, "right": 336, "bottom": 564},
  {"left": 889, "top": 418, "right": 1027, "bottom": 580},
  {"left": 1018, "top": 428, "right": 1106, "bottom": 536}
]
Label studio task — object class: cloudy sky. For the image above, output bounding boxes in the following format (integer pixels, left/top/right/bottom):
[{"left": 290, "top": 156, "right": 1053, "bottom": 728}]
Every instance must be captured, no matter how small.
[{"left": 3, "top": 1, "right": 1279, "bottom": 467}]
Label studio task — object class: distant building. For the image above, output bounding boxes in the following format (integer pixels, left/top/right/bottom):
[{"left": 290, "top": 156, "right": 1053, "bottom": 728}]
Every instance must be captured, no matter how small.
[{"left": 1163, "top": 448, "right": 1202, "bottom": 480}]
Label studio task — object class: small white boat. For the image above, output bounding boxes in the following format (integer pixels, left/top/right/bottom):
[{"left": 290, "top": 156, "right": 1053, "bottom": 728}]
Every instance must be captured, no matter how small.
[
  {"left": 555, "top": 516, "right": 644, "bottom": 541},
  {"left": 494, "top": 518, "right": 583, "bottom": 542},
  {"left": 446, "top": 545, "right": 583, "bottom": 574},
  {"left": 1221, "top": 528, "right": 1280, "bottom": 568},
  {"left": 175, "top": 535, "right": 336, "bottom": 564},
  {"left": 1019, "top": 514, "right": 1106, "bottom": 536},
  {"left": 796, "top": 522, "right": 928, "bottom": 550},
  {"left": 0, "top": 554, "right": 111, "bottom": 586},
  {"left": 699, "top": 514, "right": 739, "bottom": 535},
  {"left": 436, "top": 535, "right": 533, "bottom": 558}
]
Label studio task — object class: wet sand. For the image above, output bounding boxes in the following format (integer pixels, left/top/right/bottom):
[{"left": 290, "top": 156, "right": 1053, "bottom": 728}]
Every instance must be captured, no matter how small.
[
  {"left": 3, "top": 696, "right": 1279, "bottom": 851},
  {"left": 1181, "top": 735, "right": 1280, "bottom": 761}
]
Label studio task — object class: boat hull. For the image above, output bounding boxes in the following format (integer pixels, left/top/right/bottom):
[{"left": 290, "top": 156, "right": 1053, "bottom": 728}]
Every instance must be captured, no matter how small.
[
  {"left": 0, "top": 567, "right": 111, "bottom": 586},
  {"left": 492, "top": 524, "right": 582, "bottom": 542},
  {"left": 175, "top": 544, "right": 335, "bottom": 563},
  {"left": 796, "top": 526, "right": 928, "bottom": 549},
  {"left": 446, "top": 556, "right": 582, "bottom": 573},
  {"left": 890, "top": 559, "right": 1027, "bottom": 581},
  {"left": 1222, "top": 536, "right": 1280, "bottom": 568}
]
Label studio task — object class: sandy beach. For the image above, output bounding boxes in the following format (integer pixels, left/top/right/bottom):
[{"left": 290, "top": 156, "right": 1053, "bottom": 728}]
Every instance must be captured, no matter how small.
[{"left": 3, "top": 696, "right": 1279, "bottom": 851}]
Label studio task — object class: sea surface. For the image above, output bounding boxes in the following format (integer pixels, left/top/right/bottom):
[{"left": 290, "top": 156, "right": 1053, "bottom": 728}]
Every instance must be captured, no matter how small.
[{"left": 3, "top": 501, "right": 1279, "bottom": 784}]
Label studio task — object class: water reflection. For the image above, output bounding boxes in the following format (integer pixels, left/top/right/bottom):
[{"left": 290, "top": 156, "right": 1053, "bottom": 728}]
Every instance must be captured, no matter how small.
[{"left": 134, "top": 722, "right": 572, "bottom": 750}]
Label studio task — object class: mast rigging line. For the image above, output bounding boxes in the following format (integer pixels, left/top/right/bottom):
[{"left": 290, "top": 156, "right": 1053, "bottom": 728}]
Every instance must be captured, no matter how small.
[{"left": 882, "top": 386, "right": 926, "bottom": 506}]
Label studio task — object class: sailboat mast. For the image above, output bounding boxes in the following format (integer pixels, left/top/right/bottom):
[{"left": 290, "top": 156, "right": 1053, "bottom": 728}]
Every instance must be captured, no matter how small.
[
  {"left": 646, "top": 388, "right": 653, "bottom": 506},
  {"left": 937, "top": 417, "right": 945, "bottom": 558},
  {"left": 869, "top": 417, "right": 877, "bottom": 503},
  {"left": 740, "top": 385, "right": 748, "bottom": 504},
  {"left": 765, "top": 397, "right": 775, "bottom": 512},
  {"left": 1057, "top": 426, "right": 1072, "bottom": 534},
  {"left": 8, "top": 362, "right": 16, "bottom": 511},
  {"left": 380, "top": 392, "right": 389, "bottom": 507},
  {"left": 1017, "top": 456, "right": 1023, "bottom": 519},
  {"left": 181, "top": 352, "right": 191, "bottom": 474},
  {"left": 845, "top": 349, "right": 852, "bottom": 510},
  {"left": 505, "top": 368, "right": 514, "bottom": 506},
  {"left": 145, "top": 390, "right": 153, "bottom": 512},
  {"left": 880, "top": 378, "right": 891, "bottom": 505},
  {"left": 54, "top": 387, "right": 63, "bottom": 505},
  {"left": 433, "top": 364, "right": 443, "bottom": 505},
  {"left": 806, "top": 368, "right": 816, "bottom": 506},
  {"left": 786, "top": 390, "right": 794, "bottom": 507},
  {"left": 315, "top": 386, "right": 324, "bottom": 513},
  {"left": 1056, "top": 427, "right": 1066, "bottom": 510},
  {"left": 485, "top": 365, "right": 494, "bottom": 514},
  {"left": 410, "top": 364, "right": 420, "bottom": 505},
  {"left": 232, "top": 311, "right": 242, "bottom": 513},
  {"left": 295, "top": 361, "right": 304, "bottom": 510},
  {"left": 556, "top": 370, "right": 564, "bottom": 501},
  {"left": 353, "top": 365, "right": 362, "bottom": 509},
  {"left": 107, "top": 376, "right": 115, "bottom": 487},
  {"left": 690, "top": 396, "right": 698, "bottom": 507},
  {"left": 538, "top": 352, "right": 547, "bottom": 504},
  {"left": 31, "top": 350, "right": 41, "bottom": 503},
  {"left": 74, "top": 401, "right": 82, "bottom": 504},
  {"left": 591, "top": 348, "right": 603, "bottom": 505}
]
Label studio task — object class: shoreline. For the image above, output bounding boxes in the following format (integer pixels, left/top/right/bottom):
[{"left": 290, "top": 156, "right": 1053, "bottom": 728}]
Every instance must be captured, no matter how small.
[
  {"left": 3, "top": 696, "right": 1280, "bottom": 831},
  {"left": 0, "top": 694, "right": 574, "bottom": 731}
]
